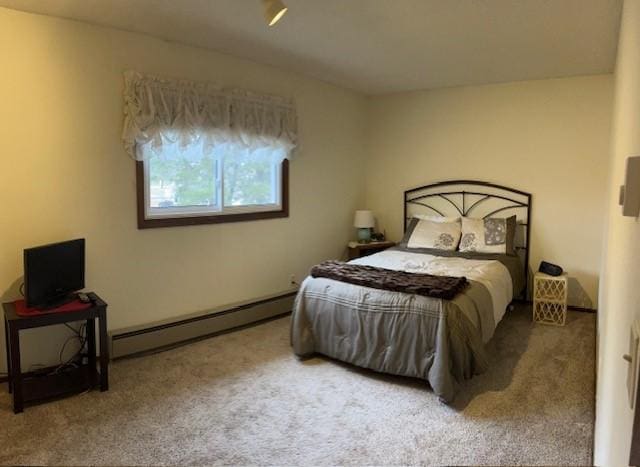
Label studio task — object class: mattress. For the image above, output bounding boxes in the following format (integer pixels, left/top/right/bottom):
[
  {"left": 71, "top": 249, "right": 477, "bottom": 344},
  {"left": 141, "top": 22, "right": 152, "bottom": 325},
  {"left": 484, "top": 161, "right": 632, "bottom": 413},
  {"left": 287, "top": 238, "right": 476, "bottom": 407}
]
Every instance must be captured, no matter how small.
[{"left": 290, "top": 247, "right": 522, "bottom": 402}]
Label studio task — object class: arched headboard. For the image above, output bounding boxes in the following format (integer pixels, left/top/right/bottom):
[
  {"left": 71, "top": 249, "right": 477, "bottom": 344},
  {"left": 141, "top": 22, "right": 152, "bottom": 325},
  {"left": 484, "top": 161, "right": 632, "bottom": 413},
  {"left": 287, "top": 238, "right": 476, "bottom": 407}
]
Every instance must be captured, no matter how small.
[{"left": 404, "top": 180, "right": 532, "bottom": 297}]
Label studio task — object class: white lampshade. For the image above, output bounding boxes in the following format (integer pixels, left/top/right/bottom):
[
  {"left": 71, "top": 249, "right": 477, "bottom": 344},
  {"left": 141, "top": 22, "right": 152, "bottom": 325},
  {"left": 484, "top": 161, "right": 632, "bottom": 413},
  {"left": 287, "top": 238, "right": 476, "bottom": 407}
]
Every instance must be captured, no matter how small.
[{"left": 354, "top": 210, "right": 375, "bottom": 228}]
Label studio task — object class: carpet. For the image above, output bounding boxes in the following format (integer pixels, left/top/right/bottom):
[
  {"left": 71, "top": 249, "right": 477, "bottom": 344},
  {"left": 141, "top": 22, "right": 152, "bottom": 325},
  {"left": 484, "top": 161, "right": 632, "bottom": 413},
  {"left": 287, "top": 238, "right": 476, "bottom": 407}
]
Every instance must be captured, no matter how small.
[{"left": 0, "top": 305, "right": 595, "bottom": 466}]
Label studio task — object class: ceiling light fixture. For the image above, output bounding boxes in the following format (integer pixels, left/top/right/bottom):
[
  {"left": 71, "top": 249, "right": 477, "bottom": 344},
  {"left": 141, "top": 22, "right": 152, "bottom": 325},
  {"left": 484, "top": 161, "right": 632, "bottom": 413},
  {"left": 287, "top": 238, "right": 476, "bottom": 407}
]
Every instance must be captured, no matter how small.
[{"left": 263, "top": 0, "right": 288, "bottom": 26}]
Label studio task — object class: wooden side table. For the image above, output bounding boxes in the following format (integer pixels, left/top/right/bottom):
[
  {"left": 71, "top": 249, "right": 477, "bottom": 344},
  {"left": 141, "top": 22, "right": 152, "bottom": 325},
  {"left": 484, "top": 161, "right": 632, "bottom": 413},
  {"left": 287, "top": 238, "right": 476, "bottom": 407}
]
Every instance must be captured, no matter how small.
[
  {"left": 348, "top": 241, "right": 396, "bottom": 260},
  {"left": 2, "top": 292, "right": 109, "bottom": 413},
  {"left": 533, "top": 272, "right": 568, "bottom": 326}
]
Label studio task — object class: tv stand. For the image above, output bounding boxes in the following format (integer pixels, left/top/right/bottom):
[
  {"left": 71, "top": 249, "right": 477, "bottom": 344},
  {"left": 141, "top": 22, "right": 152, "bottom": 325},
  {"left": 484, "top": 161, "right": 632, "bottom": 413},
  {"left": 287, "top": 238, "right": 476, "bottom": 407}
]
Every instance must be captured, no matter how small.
[{"left": 2, "top": 292, "right": 108, "bottom": 413}]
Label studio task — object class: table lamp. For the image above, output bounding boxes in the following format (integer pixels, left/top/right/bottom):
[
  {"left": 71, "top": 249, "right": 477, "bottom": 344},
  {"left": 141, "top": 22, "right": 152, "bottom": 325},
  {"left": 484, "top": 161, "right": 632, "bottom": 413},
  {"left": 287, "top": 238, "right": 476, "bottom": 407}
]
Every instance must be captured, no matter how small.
[{"left": 354, "top": 210, "right": 375, "bottom": 243}]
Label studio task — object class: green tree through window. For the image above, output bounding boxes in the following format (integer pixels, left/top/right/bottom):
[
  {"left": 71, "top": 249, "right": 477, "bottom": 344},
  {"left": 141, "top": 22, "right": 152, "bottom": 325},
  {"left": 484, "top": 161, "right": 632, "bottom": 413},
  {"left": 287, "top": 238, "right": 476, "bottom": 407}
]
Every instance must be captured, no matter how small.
[
  {"left": 149, "top": 154, "right": 217, "bottom": 207},
  {"left": 146, "top": 142, "right": 282, "bottom": 211}
]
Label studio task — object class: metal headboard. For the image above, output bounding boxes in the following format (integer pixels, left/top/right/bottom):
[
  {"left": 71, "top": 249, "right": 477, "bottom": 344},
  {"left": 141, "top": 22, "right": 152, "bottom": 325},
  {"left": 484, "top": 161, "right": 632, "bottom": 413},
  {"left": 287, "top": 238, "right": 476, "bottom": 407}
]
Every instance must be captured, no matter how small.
[{"left": 404, "top": 180, "right": 532, "bottom": 298}]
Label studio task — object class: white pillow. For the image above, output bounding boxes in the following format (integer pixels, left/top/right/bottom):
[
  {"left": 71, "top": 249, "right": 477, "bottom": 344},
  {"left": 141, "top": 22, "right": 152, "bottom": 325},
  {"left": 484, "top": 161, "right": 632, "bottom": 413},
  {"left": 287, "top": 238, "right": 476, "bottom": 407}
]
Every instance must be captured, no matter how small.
[
  {"left": 407, "top": 219, "right": 462, "bottom": 251},
  {"left": 413, "top": 214, "right": 461, "bottom": 223},
  {"left": 459, "top": 217, "right": 508, "bottom": 253}
]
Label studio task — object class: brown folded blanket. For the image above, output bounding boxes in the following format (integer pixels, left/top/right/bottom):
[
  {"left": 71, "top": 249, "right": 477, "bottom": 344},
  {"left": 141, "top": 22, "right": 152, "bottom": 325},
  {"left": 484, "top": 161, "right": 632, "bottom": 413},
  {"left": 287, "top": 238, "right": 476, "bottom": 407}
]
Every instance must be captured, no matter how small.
[{"left": 310, "top": 260, "right": 468, "bottom": 300}]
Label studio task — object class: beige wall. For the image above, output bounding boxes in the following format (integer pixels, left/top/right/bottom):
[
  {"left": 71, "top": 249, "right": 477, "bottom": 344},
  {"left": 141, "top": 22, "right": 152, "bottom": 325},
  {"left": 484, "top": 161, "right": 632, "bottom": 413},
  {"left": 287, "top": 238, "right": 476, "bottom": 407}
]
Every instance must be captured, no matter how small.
[
  {"left": 594, "top": 0, "right": 640, "bottom": 464},
  {"left": 0, "top": 8, "right": 367, "bottom": 369},
  {"left": 365, "top": 76, "right": 613, "bottom": 308}
]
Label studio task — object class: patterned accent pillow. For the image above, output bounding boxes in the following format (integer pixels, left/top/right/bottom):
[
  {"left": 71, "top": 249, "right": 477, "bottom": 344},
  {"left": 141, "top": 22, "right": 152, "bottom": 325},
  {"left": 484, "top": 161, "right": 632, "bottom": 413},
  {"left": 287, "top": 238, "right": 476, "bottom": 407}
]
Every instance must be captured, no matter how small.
[
  {"left": 484, "top": 218, "right": 507, "bottom": 245},
  {"left": 459, "top": 216, "right": 517, "bottom": 254},
  {"left": 407, "top": 219, "right": 462, "bottom": 251},
  {"left": 459, "top": 232, "right": 477, "bottom": 251}
]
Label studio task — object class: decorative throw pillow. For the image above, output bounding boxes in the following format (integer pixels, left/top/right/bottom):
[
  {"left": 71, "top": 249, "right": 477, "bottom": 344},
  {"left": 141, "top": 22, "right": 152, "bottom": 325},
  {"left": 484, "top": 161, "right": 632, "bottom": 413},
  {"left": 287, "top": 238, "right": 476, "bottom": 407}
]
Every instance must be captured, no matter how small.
[
  {"left": 407, "top": 219, "right": 462, "bottom": 251},
  {"left": 459, "top": 216, "right": 517, "bottom": 254}
]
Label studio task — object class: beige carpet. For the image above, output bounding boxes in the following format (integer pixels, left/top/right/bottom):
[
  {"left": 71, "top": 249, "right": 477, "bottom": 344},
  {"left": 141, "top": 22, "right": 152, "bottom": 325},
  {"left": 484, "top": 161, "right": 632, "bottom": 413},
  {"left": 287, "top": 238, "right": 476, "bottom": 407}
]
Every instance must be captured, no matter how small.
[{"left": 0, "top": 305, "right": 595, "bottom": 466}]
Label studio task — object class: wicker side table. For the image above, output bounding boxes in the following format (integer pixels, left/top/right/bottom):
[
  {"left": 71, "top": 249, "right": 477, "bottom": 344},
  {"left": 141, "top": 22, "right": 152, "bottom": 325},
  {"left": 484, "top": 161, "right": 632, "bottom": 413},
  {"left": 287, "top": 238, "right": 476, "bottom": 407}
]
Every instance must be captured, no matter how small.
[{"left": 533, "top": 272, "right": 568, "bottom": 326}]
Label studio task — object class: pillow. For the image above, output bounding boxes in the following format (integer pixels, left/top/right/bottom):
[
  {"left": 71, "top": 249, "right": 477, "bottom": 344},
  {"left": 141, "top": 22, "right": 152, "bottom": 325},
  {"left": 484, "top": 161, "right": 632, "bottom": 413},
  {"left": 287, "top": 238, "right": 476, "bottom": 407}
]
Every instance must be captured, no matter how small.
[
  {"left": 398, "top": 218, "right": 419, "bottom": 247},
  {"left": 407, "top": 219, "right": 462, "bottom": 251},
  {"left": 398, "top": 215, "right": 460, "bottom": 247},
  {"left": 459, "top": 215, "right": 517, "bottom": 254},
  {"left": 412, "top": 214, "right": 461, "bottom": 223}
]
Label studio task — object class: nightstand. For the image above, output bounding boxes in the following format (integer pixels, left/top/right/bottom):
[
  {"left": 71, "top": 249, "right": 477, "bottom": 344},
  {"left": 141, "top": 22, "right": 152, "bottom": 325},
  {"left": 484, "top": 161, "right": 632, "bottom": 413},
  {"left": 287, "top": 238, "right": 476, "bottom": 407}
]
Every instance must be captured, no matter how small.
[
  {"left": 533, "top": 272, "right": 568, "bottom": 326},
  {"left": 348, "top": 241, "right": 396, "bottom": 260}
]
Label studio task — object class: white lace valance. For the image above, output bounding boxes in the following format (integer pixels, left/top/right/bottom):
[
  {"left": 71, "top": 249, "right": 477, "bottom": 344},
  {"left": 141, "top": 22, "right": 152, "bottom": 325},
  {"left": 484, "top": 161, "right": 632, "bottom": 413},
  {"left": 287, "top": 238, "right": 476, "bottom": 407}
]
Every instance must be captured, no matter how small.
[{"left": 122, "top": 70, "right": 298, "bottom": 161}]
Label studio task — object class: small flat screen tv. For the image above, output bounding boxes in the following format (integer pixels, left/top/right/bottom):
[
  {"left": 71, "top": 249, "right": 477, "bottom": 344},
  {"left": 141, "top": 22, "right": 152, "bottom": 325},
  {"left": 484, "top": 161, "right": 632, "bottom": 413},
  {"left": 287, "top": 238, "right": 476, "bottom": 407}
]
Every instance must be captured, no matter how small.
[{"left": 24, "top": 238, "right": 85, "bottom": 308}]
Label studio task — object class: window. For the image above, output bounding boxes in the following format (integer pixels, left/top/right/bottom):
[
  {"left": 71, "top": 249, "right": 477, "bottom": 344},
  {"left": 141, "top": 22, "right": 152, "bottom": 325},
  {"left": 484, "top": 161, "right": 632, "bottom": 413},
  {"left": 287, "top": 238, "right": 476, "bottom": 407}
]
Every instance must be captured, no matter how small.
[
  {"left": 137, "top": 141, "right": 289, "bottom": 228},
  {"left": 122, "top": 71, "right": 297, "bottom": 229}
]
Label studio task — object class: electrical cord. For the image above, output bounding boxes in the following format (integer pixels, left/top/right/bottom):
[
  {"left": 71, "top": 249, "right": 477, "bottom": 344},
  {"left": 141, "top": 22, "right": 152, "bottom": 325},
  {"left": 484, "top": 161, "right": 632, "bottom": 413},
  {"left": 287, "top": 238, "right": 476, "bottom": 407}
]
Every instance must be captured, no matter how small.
[
  {"left": 54, "top": 331, "right": 85, "bottom": 373},
  {"left": 19, "top": 282, "right": 24, "bottom": 297},
  {"left": 49, "top": 323, "right": 87, "bottom": 375},
  {"left": 18, "top": 324, "right": 88, "bottom": 376}
]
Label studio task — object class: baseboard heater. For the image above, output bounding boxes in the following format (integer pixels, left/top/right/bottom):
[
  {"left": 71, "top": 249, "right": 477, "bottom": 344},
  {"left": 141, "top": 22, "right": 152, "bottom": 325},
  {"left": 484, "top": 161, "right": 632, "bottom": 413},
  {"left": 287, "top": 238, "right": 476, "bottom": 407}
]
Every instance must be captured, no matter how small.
[{"left": 109, "top": 290, "right": 297, "bottom": 359}]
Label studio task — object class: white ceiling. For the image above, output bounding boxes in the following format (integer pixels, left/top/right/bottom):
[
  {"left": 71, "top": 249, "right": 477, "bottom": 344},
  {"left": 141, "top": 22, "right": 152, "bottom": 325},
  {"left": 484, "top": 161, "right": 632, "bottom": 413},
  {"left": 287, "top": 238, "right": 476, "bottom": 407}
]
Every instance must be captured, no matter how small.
[{"left": 0, "top": 0, "right": 623, "bottom": 94}]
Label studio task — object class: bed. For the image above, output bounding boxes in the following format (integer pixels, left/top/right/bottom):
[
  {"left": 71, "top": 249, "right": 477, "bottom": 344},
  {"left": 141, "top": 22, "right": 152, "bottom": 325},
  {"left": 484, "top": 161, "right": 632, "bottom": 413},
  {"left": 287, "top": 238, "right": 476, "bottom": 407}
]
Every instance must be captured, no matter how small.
[{"left": 291, "top": 180, "right": 532, "bottom": 402}]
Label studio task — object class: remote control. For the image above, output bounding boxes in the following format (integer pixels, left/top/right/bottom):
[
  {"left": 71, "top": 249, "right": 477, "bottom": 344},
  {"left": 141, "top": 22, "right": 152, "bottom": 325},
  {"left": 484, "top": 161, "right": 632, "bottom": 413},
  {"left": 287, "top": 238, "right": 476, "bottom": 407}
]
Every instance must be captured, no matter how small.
[{"left": 77, "top": 292, "right": 91, "bottom": 303}]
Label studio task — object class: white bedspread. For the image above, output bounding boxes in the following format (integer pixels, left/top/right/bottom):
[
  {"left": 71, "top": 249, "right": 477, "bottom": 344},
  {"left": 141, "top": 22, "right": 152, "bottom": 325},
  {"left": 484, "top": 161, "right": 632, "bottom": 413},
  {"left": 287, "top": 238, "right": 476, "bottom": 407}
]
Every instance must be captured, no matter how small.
[{"left": 350, "top": 250, "right": 513, "bottom": 324}]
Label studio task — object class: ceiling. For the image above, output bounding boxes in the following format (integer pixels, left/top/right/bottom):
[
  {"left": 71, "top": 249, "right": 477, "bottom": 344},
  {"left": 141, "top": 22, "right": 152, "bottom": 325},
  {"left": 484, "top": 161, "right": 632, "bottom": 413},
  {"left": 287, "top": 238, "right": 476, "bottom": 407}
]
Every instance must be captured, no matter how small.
[{"left": 0, "top": 0, "right": 623, "bottom": 94}]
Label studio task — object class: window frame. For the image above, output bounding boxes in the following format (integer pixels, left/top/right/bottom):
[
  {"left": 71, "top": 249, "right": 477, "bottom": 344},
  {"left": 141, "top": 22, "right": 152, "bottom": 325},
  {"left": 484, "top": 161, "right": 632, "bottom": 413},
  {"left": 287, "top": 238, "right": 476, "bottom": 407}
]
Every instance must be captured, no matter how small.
[{"left": 136, "top": 158, "right": 289, "bottom": 229}]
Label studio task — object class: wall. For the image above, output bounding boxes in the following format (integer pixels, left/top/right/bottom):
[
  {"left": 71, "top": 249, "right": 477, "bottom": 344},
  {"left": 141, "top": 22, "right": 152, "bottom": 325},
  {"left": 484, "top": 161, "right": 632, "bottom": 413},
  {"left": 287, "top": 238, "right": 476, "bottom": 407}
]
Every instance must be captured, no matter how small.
[
  {"left": 0, "top": 8, "right": 367, "bottom": 369},
  {"left": 594, "top": 0, "right": 640, "bottom": 464},
  {"left": 365, "top": 76, "right": 613, "bottom": 307}
]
